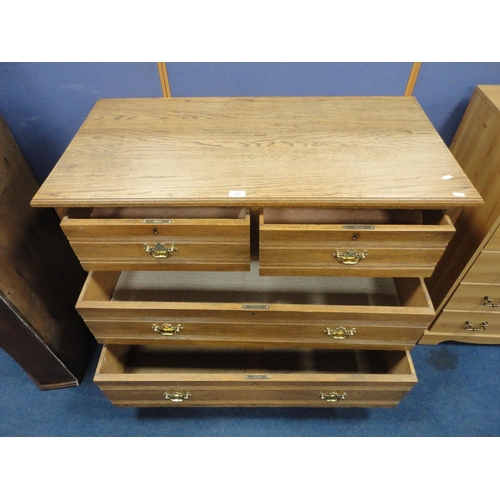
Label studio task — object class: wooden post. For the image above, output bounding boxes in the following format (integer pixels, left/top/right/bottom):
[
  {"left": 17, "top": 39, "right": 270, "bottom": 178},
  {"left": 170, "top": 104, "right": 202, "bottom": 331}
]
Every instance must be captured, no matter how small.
[
  {"left": 157, "top": 62, "right": 171, "bottom": 98},
  {"left": 405, "top": 62, "right": 422, "bottom": 96}
]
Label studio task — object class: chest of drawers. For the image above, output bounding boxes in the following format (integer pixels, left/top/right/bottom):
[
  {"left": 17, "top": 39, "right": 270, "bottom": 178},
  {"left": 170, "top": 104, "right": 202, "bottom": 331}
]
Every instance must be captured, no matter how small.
[
  {"left": 422, "top": 85, "right": 500, "bottom": 345},
  {"left": 32, "top": 96, "right": 481, "bottom": 407}
]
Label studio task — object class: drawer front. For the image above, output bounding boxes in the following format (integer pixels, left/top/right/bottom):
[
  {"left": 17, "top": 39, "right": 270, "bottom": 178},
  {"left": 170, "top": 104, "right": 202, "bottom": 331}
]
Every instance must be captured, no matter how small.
[
  {"left": 259, "top": 211, "right": 454, "bottom": 277},
  {"left": 61, "top": 208, "right": 250, "bottom": 271},
  {"left": 484, "top": 224, "right": 500, "bottom": 251},
  {"left": 69, "top": 241, "right": 249, "bottom": 271},
  {"left": 463, "top": 251, "right": 500, "bottom": 283},
  {"left": 94, "top": 345, "right": 417, "bottom": 408},
  {"left": 85, "top": 319, "right": 424, "bottom": 350},
  {"left": 445, "top": 282, "right": 500, "bottom": 311},
  {"left": 77, "top": 271, "right": 435, "bottom": 350},
  {"left": 431, "top": 309, "right": 500, "bottom": 338}
]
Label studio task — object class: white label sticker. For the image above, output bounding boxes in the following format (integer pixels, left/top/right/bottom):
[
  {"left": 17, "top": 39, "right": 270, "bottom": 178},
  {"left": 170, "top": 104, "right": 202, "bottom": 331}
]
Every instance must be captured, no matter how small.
[
  {"left": 453, "top": 192, "right": 466, "bottom": 197},
  {"left": 229, "top": 190, "right": 246, "bottom": 197}
]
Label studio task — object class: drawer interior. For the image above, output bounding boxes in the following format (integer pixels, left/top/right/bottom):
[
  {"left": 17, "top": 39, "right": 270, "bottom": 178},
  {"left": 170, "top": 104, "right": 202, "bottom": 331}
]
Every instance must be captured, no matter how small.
[
  {"left": 68, "top": 207, "right": 247, "bottom": 220},
  {"left": 263, "top": 207, "right": 430, "bottom": 225},
  {"left": 99, "top": 345, "right": 413, "bottom": 376},
  {"left": 80, "top": 262, "right": 432, "bottom": 310},
  {"left": 110, "top": 262, "right": 401, "bottom": 306}
]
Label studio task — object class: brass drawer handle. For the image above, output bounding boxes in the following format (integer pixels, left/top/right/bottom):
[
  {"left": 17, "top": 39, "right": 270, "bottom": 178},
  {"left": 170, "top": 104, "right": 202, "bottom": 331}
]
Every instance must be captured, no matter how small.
[
  {"left": 334, "top": 249, "right": 368, "bottom": 265},
  {"left": 152, "top": 323, "right": 183, "bottom": 336},
  {"left": 319, "top": 392, "right": 347, "bottom": 403},
  {"left": 463, "top": 321, "right": 488, "bottom": 331},
  {"left": 143, "top": 242, "right": 177, "bottom": 259},
  {"left": 481, "top": 296, "right": 500, "bottom": 308},
  {"left": 164, "top": 391, "right": 191, "bottom": 402},
  {"left": 324, "top": 326, "right": 356, "bottom": 340}
]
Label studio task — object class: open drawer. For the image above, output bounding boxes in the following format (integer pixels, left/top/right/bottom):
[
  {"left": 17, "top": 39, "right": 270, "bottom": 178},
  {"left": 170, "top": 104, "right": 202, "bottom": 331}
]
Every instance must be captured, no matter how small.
[
  {"left": 60, "top": 207, "right": 250, "bottom": 271},
  {"left": 94, "top": 345, "right": 417, "bottom": 407},
  {"left": 76, "top": 263, "right": 435, "bottom": 350},
  {"left": 259, "top": 208, "right": 455, "bottom": 277}
]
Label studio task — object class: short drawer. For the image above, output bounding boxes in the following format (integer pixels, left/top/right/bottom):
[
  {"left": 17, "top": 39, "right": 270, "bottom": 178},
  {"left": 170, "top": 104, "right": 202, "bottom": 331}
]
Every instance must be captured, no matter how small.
[
  {"left": 259, "top": 208, "right": 455, "bottom": 277},
  {"left": 61, "top": 207, "right": 250, "bottom": 271},
  {"left": 445, "top": 282, "right": 500, "bottom": 311},
  {"left": 463, "top": 251, "right": 500, "bottom": 284},
  {"left": 76, "top": 263, "right": 434, "bottom": 350},
  {"left": 484, "top": 225, "right": 500, "bottom": 251},
  {"left": 429, "top": 309, "right": 500, "bottom": 343},
  {"left": 94, "top": 345, "right": 417, "bottom": 407}
]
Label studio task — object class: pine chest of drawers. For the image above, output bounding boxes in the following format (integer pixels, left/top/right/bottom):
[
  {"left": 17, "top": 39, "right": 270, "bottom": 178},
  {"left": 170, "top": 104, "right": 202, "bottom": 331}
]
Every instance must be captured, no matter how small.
[
  {"left": 32, "top": 96, "right": 481, "bottom": 407},
  {"left": 422, "top": 85, "right": 500, "bottom": 345}
]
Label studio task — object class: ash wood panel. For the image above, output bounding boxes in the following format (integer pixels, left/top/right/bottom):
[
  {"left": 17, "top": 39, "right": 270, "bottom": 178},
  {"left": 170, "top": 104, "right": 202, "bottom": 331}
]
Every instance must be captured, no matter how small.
[{"left": 31, "top": 97, "right": 481, "bottom": 209}]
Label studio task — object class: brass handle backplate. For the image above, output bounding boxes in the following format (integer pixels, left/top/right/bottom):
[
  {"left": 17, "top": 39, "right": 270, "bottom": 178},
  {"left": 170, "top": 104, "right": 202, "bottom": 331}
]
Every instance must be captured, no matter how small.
[
  {"left": 144, "top": 242, "right": 177, "bottom": 259},
  {"left": 463, "top": 321, "right": 488, "bottom": 331},
  {"left": 163, "top": 391, "right": 191, "bottom": 402},
  {"left": 481, "top": 296, "right": 500, "bottom": 308},
  {"left": 319, "top": 392, "right": 347, "bottom": 403},
  {"left": 152, "top": 323, "right": 183, "bottom": 336},
  {"left": 334, "top": 249, "right": 368, "bottom": 265},
  {"left": 324, "top": 326, "right": 356, "bottom": 340}
]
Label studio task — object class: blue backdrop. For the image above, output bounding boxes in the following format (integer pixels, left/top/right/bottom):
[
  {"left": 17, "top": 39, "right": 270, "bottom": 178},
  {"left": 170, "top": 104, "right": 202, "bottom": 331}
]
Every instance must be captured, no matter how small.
[{"left": 1, "top": 62, "right": 500, "bottom": 183}]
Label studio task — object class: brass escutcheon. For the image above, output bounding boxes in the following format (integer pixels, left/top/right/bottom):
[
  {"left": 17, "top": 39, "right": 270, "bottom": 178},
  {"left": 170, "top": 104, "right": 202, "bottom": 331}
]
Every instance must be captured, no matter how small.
[
  {"left": 319, "top": 392, "right": 347, "bottom": 403},
  {"left": 163, "top": 391, "right": 191, "bottom": 402},
  {"left": 152, "top": 323, "right": 183, "bottom": 336},
  {"left": 324, "top": 326, "right": 356, "bottom": 340},
  {"left": 334, "top": 248, "right": 368, "bottom": 265},
  {"left": 143, "top": 242, "right": 177, "bottom": 259}
]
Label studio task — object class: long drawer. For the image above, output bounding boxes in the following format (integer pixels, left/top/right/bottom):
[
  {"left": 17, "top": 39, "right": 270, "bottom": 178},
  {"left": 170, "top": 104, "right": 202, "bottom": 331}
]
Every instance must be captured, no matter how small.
[
  {"left": 61, "top": 207, "right": 250, "bottom": 271},
  {"left": 76, "top": 264, "right": 435, "bottom": 350},
  {"left": 259, "top": 208, "right": 455, "bottom": 277},
  {"left": 94, "top": 345, "right": 417, "bottom": 407}
]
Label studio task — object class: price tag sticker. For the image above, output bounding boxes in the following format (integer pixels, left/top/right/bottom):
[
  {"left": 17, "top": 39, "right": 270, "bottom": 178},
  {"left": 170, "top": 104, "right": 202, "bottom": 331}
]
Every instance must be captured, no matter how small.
[{"left": 229, "top": 190, "right": 246, "bottom": 198}]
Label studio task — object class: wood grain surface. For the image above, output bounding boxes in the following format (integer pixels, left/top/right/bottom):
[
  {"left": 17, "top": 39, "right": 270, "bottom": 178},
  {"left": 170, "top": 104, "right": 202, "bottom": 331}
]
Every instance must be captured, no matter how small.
[{"left": 31, "top": 97, "right": 482, "bottom": 209}]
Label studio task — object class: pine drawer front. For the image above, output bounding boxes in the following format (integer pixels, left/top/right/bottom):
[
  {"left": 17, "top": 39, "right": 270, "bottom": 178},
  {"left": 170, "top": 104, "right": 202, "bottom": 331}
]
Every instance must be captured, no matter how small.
[
  {"left": 429, "top": 309, "right": 500, "bottom": 343},
  {"left": 60, "top": 207, "right": 250, "bottom": 271},
  {"left": 462, "top": 251, "right": 500, "bottom": 284},
  {"left": 259, "top": 210, "right": 454, "bottom": 277},
  {"left": 77, "top": 269, "right": 434, "bottom": 350},
  {"left": 94, "top": 345, "right": 417, "bottom": 407},
  {"left": 484, "top": 225, "right": 500, "bottom": 251},
  {"left": 444, "top": 282, "right": 500, "bottom": 311}
]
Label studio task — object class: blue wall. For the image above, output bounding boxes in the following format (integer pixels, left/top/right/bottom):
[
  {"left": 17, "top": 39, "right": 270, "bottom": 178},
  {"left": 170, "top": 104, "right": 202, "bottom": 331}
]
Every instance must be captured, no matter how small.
[
  {"left": 1, "top": 62, "right": 500, "bottom": 182},
  {"left": 166, "top": 62, "right": 413, "bottom": 97},
  {"left": 0, "top": 63, "right": 162, "bottom": 182}
]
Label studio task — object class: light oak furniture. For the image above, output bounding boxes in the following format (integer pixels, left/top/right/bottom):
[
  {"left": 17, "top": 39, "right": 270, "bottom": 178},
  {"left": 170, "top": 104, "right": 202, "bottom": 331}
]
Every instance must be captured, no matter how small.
[
  {"left": 422, "top": 85, "right": 500, "bottom": 345},
  {"left": 32, "top": 97, "right": 481, "bottom": 406},
  {"left": 0, "top": 115, "right": 91, "bottom": 389}
]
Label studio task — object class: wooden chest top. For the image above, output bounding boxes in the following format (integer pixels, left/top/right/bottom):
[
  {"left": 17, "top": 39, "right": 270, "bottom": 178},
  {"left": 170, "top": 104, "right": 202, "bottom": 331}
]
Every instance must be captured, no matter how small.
[{"left": 31, "top": 96, "right": 482, "bottom": 209}]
